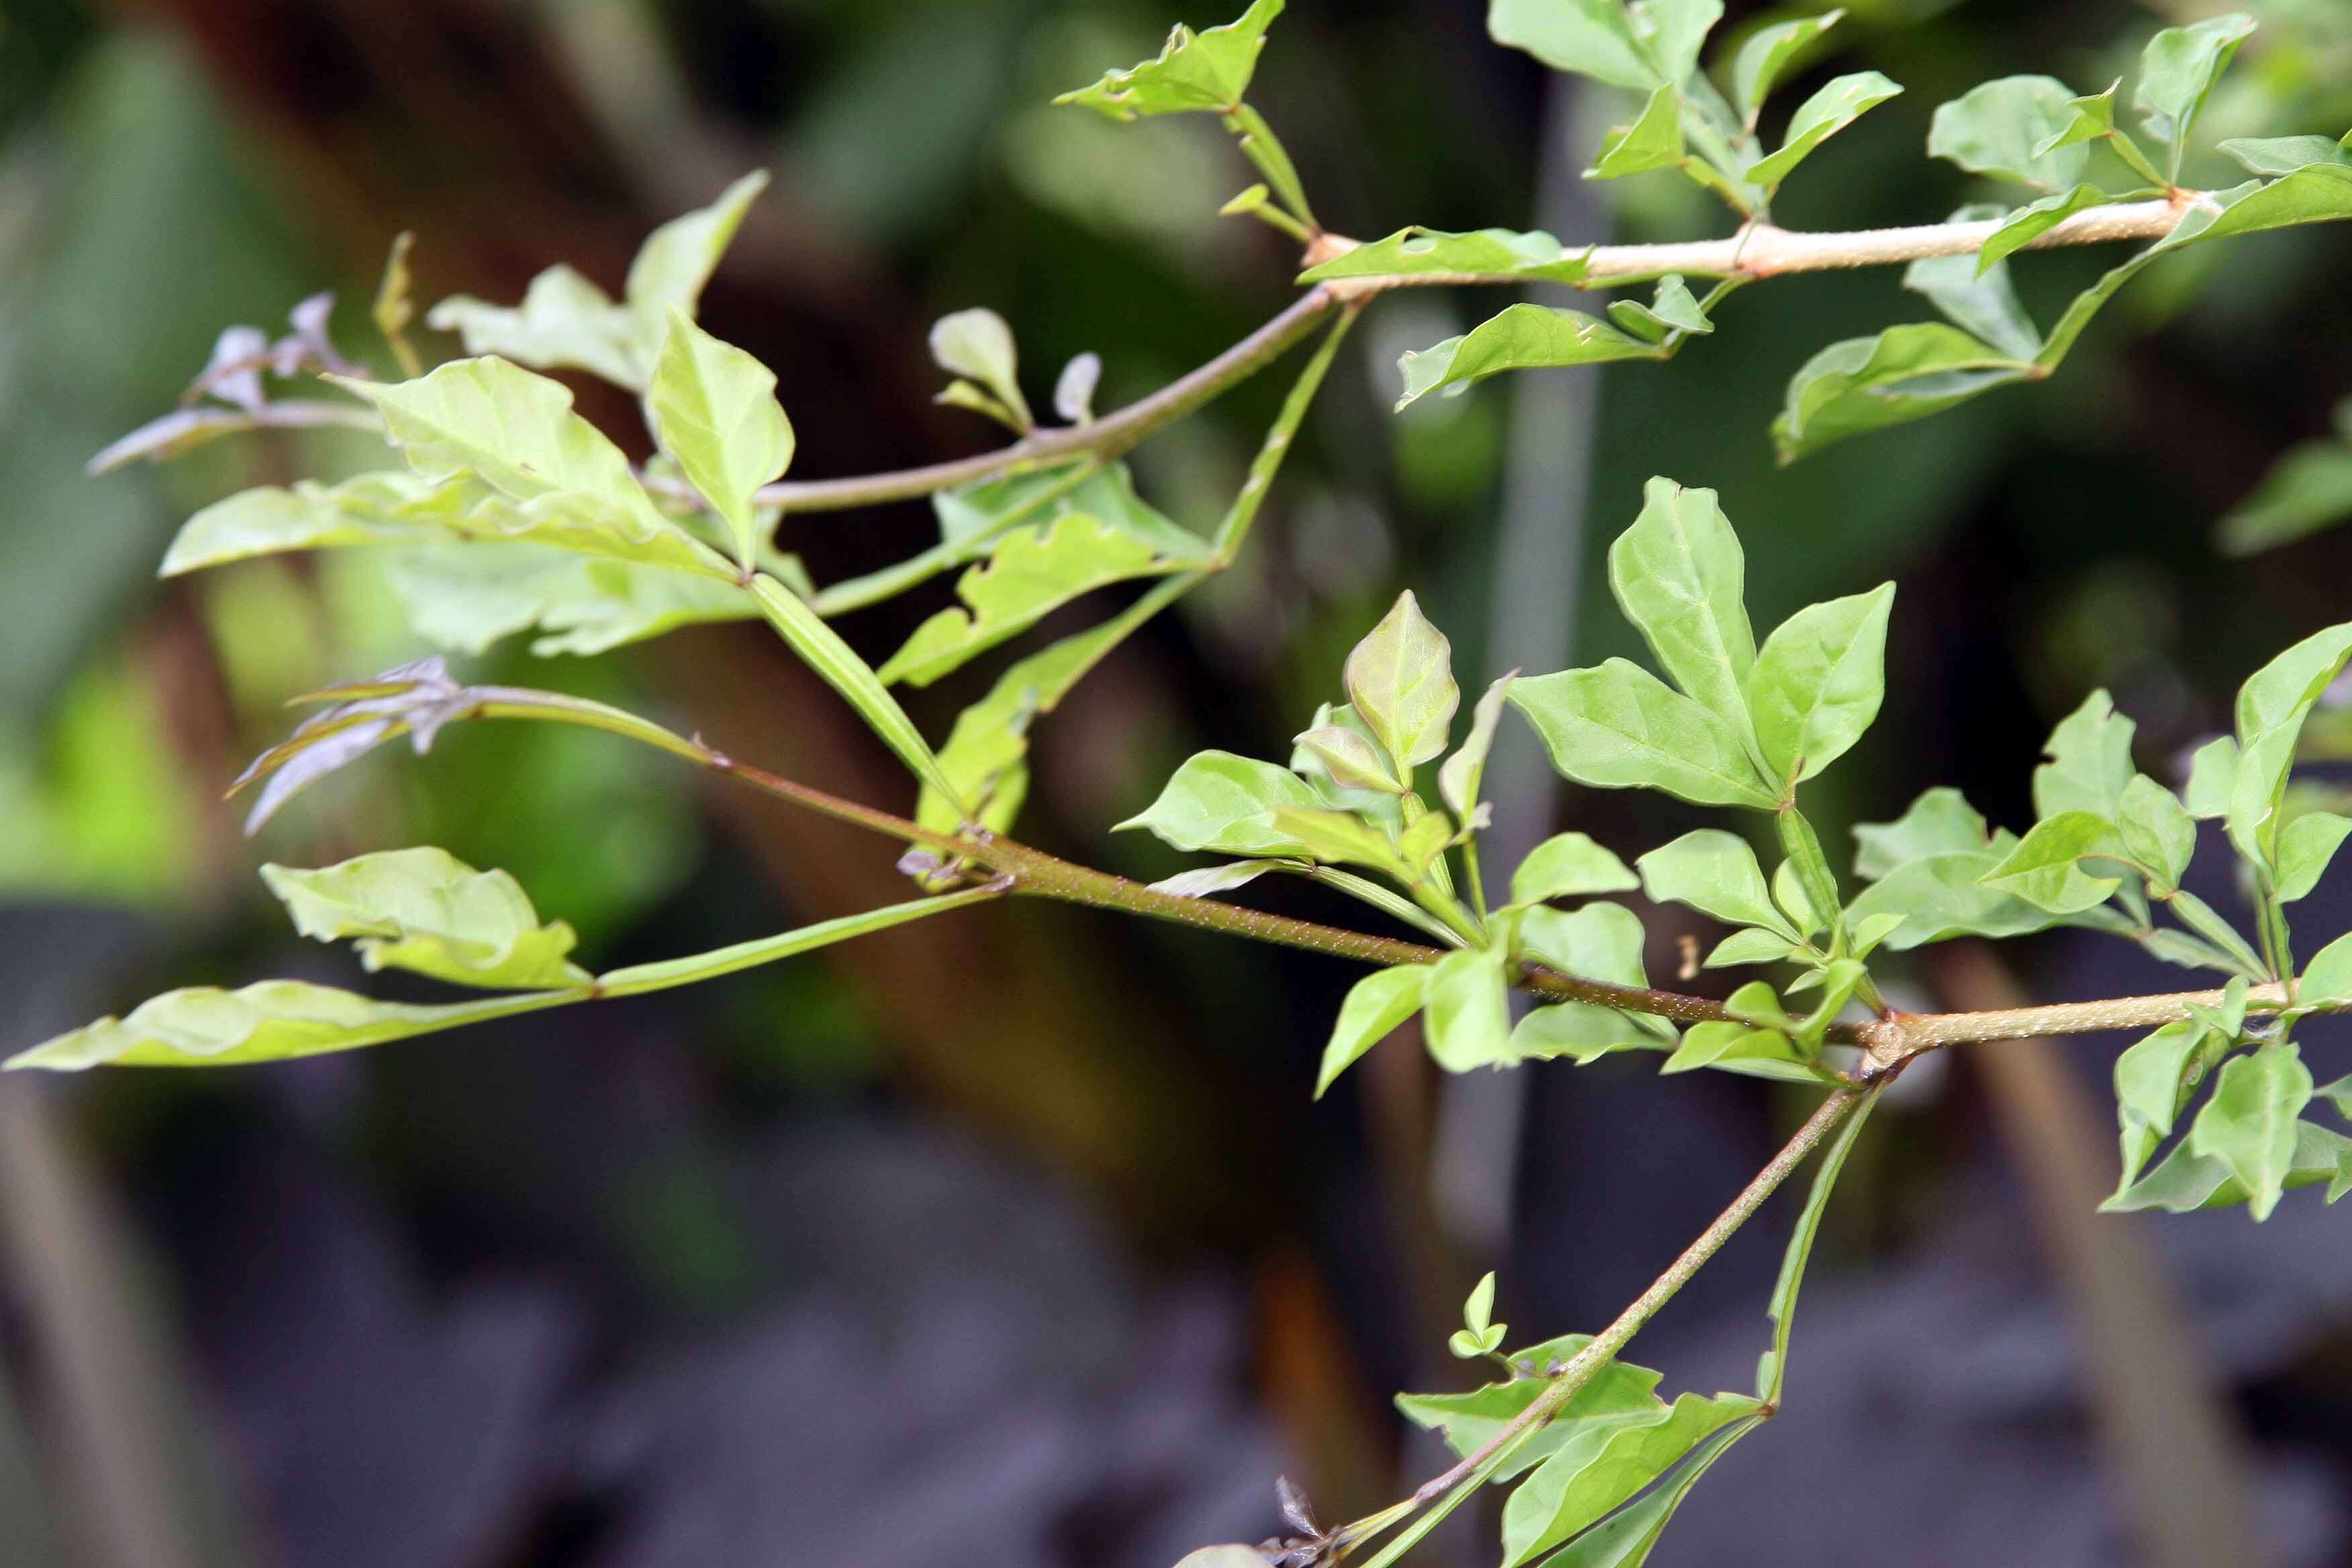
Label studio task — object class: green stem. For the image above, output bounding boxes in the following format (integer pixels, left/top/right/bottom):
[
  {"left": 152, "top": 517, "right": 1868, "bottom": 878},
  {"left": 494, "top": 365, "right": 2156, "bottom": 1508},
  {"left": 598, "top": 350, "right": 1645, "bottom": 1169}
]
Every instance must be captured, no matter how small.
[
  {"left": 1212, "top": 303, "right": 1359, "bottom": 560},
  {"left": 807, "top": 458, "right": 1102, "bottom": 616},
  {"left": 1224, "top": 102, "right": 1318, "bottom": 230}
]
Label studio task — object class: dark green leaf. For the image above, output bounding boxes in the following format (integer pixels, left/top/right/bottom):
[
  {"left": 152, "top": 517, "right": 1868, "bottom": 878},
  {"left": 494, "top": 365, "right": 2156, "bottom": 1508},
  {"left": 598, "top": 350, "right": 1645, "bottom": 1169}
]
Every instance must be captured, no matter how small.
[
  {"left": 1770, "top": 323, "right": 2033, "bottom": 464},
  {"left": 1745, "top": 72, "right": 1902, "bottom": 190}
]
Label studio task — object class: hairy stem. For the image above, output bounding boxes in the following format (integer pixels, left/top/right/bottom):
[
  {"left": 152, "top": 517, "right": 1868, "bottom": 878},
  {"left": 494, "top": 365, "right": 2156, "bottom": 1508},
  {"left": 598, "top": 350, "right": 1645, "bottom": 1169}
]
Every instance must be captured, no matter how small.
[{"left": 1396, "top": 1087, "right": 1865, "bottom": 1510}]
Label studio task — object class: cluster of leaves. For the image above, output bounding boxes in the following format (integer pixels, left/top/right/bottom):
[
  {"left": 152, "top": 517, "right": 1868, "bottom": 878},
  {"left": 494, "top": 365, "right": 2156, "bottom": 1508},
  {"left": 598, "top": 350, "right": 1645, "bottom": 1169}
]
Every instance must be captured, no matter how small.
[{"left": 1303, "top": 5, "right": 2352, "bottom": 460}]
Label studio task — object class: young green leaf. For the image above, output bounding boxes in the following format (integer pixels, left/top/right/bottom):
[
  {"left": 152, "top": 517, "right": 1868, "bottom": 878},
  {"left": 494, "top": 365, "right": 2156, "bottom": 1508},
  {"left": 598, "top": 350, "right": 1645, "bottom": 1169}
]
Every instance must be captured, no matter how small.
[
  {"left": 1731, "top": 10, "right": 1843, "bottom": 124},
  {"left": 1979, "top": 810, "right": 2126, "bottom": 914},
  {"left": 1394, "top": 304, "right": 1663, "bottom": 408},
  {"left": 1705, "top": 928, "right": 1794, "bottom": 969},
  {"left": 2104, "top": 1119, "right": 2352, "bottom": 1214},
  {"left": 1458, "top": 1270, "right": 1505, "bottom": 1354},
  {"left": 2183, "top": 736, "right": 2239, "bottom": 819},
  {"left": 1485, "top": 0, "right": 1659, "bottom": 91},
  {"left": 589, "top": 889, "right": 1004, "bottom": 995},
  {"left": 2298, "top": 930, "right": 2352, "bottom": 1006},
  {"left": 1585, "top": 84, "right": 1683, "bottom": 181},
  {"left": 1295, "top": 725, "right": 1404, "bottom": 794},
  {"left": 1518, "top": 900, "right": 1653, "bottom": 986},
  {"left": 1344, "top": 590, "right": 1461, "bottom": 773},
  {"left": 876, "top": 513, "right": 1190, "bottom": 687},
  {"left": 2184, "top": 1040, "right": 2313, "bottom": 1221},
  {"left": 1499, "top": 1391, "right": 1765, "bottom": 1567},
  {"left": 2116, "top": 773, "right": 2196, "bottom": 893},
  {"left": 1603, "top": 277, "right": 1713, "bottom": 344},
  {"left": 1117, "top": 750, "right": 1327, "bottom": 857},
  {"left": 1439, "top": 673, "right": 1516, "bottom": 820},
  {"left": 1852, "top": 788, "right": 1995, "bottom": 880},
  {"left": 1745, "top": 72, "right": 1902, "bottom": 191},
  {"left": 2225, "top": 622, "right": 2352, "bottom": 875},
  {"left": 1608, "top": 479, "right": 1758, "bottom": 735},
  {"left": 427, "top": 266, "right": 651, "bottom": 391},
  {"left": 1977, "top": 186, "right": 2124, "bottom": 276},
  {"left": 1662, "top": 1022, "right": 1822, "bottom": 1082},
  {"left": 1844, "top": 848, "right": 2070, "bottom": 949},
  {"left": 1638, "top": 830, "right": 1796, "bottom": 939},
  {"left": 1510, "top": 660, "right": 1777, "bottom": 809},
  {"left": 1510, "top": 832, "right": 1640, "bottom": 906},
  {"left": 928, "top": 308, "right": 1033, "bottom": 432},
  {"left": 1927, "top": 76, "right": 2092, "bottom": 192},
  {"left": 2218, "top": 134, "right": 2352, "bottom": 178},
  {"left": 646, "top": 311, "right": 795, "bottom": 572},
  {"left": 1509, "top": 999, "right": 1669, "bottom": 1063},
  {"left": 1055, "top": 0, "right": 1285, "bottom": 119},
  {"left": 1423, "top": 945, "right": 1513, "bottom": 1072},
  {"left": 2276, "top": 810, "right": 2352, "bottom": 902},
  {"left": 2133, "top": 13, "right": 2257, "bottom": 180},
  {"left": 260, "top": 848, "right": 590, "bottom": 991},
  {"left": 1316, "top": 965, "right": 1430, "bottom": 1095},
  {"left": 1771, "top": 322, "right": 2035, "bottom": 464},
  {"left": 383, "top": 542, "right": 761, "bottom": 659},
  {"left": 2111, "top": 1020, "right": 2206, "bottom": 1194},
  {"left": 1749, "top": 584, "right": 1894, "bottom": 789},
  {"left": 2034, "top": 690, "right": 2137, "bottom": 822},
  {"left": 624, "top": 170, "right": 769, "bottom": 327}
]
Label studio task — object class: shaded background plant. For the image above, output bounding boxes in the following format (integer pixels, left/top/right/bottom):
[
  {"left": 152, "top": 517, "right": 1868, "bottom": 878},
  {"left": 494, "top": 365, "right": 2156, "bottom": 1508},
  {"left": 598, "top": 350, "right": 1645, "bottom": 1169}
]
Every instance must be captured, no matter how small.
[{"left": 3, "top": 1, "right": 2352, "bottom": 1567}]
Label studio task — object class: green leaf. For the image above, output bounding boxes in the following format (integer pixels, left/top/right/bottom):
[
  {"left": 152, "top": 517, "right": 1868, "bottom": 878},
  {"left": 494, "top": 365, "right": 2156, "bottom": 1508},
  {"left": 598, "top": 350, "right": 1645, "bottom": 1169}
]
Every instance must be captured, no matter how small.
[
  {"left": 2186, "top": 1040, "right": 2312, "bottom": 1222},
  {"left": 3, "top": 981, "right": 574, "bottom": 1071},
  {"left": 2030, "top": 83, "right": 2167, "bottom": 187},
  {"left": 1662, "top": 1022, "right": 1821, "bottom": 1082},
  {"left": 1298, "top": 226, "right": 1591, "bottom": 288},
  {"left": 1756, "top": 1085, "right": 1878, "bottom": 1402},
  {"left": 1979, "top": 810, "right": 2126, "bottom": 914},
  {"left": 2218, "top": 134, "right": 2352, "bottom": 178},
  {"left": 1511, "top": 832, "right": 1640, "bottom": 906},
  {"left": 1928, "top": 76, "right": 2092, "bottom": 192},
  {"left": 591, "top": 888, "right": 1001, "bottom": 997},
  {"left": 162, "top": 471, "right": 465, "bottom": 574},
  {"left": 1271, "top": 805, "right": 1446, "bottom": 881},
  {"left": 260, "top": 847, "right": 589, "bottom": 991},
  {"left": 2183, "top": 736, "right": 2239, "bottom": 820},
  {"left": 426, "top": 266, "right": 649, "bottom": 391},
  {"left": 1486, "top": 0, "right": 1659, "bottom": 91},
  {"left": 1424, "top": 945, "right": 1513, "bottom": 1072},
  {"left": 2275, "top": 810, "right": 2351, "bottom": 902},
  {"left": 1440, "top": 674, "right": 1517, "bottom": 820},
  {"left": 2298, "top": 930, "right": 2352, "bottom": 1005},
  {"left": 383, "top": 542, "right": 759, "bottom": 658},
  {"left": 2226, "top": 622, "right": 2352, "bottom": 875},
  {"left": 877, "top": 513, "right": 1185, "bottom": 687},
  {"left": 1771, "top": 322, "right": 2035, "bottom": 464},
  {"left": 1534, "top": 1416, "right": 1763, "bottom": 1568},
  {"left": 623, "top": 170, "right": 770, "bottom": 327},
  {"left": 1977, "top": 185, "right": 2124, "bottom": 277},
  {"left": 1632, "top": 0, "right": 1722, "bottom": 86},
  {"left": 1397, "top": 1336, "right": 1670, "bottom": 1479},
  {"left": 1603, "top": 277, "right": 1712, "bottom": 344},
  {"left": 1903, "top": 229, "right": 2044, "bottom": 360},
  {"left": 1510, "top": 660, "right": 1777, "bottom": 809},
  {"left": 1500, "top": 1390, "right": 1765, "bottom": 1567},
  {"left": 1705, "top": 928, "right": 1794, "bottom": 968},
  {"left": 1637, "top": 830, "right": 1796, "bottom": 938},
  {"left": 1510, "top": 999, "right": 1669, "bottom": 1063},
  {"left": 1518, "top": 901, "right": 1654, "bottom": 990},
  {"left": 1315, "top": 965, "right": 1430, "bottom": 1095},
  {"left": 1852, "top": 787, "right": 1992, "bottom": 881},
  {"left": 426, "top": 172, "right": 768, "bottom": 392},
  {"left": 1749, "top": 584, "right": 1894, "bottom": 789},
  {"left": 928, "top": 308, "right": 1033, "bottom": 432},
  {"left": 746, "top": 575, "right": 964, "bottom": 806},
  {"left": 1731, "top": 9, "right": 1843, "bottom": 124},
  {"left": 1345, "top": 590, "right": 1462, "bottom": 772},
  {"left": 333, "top": 358, "right": 719, "bottom": 576},
  {"left": 1770, "top": 860, "right": 1824, "bottom": 939},
  {"left": 2104, "top": 1118, "right": 2352, "bottom": 1213},
  {"left": 1463, "top": 1270, "right": 1500, "bottom": 1337},
  {"left": 1745, "top": 72, "right": 1902, "bottom": 190},
  {"left": 1844, "top": 848, "right": 2070, "bottom": 949},
  {"left": 2117, "top": 773, "right": 2196, "bottom": 893},
  {"left": 1586, "top": 84, "right": 1684, "bottom": 180},
  {"left": 646, "top": 311, "right": 794, "bottom": 572},
  {"left": 2214, "top": 440, "right": 2352, "bottom": 556},
  {"left": 2035, "top": 689, "right": 2138, "bottom": 822},
  {"left": 1117, "top": 750, "right": 1327, "bottom": 857},
  {"left": 2133, "top": 12, "right": 2256, "bottom": 180},
  {"left": 1608, "top": 479, "right": 1759, "bottom": 735},
  {"left": 1394, "top": 304, "right": 1663, "bottom": 409},
  {"left": 2111, "top": 1020, "right": 2205, "bottom": 1193},
  {"left": 1054, "top": 0, "right": 1283, "bottom": 118},
  {"left": 1295, "top": 724, "right": 1404, "bottom": 794}
]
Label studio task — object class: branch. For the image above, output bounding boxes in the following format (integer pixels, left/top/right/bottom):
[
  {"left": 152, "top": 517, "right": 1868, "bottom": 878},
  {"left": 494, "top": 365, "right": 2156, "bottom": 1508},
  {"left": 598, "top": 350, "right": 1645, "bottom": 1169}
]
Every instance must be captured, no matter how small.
[
  {"left": 714, "top": 287, "right": 1341, "bottom": 514},
  {"left": 1398, "top": 1086, "right": 1867, "bottom": 1507},
  {"left": 1325, "top": 191, "right": 2210, "bottom": 291}
]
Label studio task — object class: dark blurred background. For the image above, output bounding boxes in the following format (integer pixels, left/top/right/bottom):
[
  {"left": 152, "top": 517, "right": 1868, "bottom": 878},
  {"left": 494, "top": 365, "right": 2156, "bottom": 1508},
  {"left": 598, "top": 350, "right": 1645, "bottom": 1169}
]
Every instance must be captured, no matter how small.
[{"left": 2, "top": 1, "right": 2351, "bottom": 1564}]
